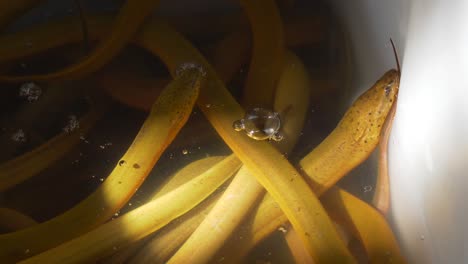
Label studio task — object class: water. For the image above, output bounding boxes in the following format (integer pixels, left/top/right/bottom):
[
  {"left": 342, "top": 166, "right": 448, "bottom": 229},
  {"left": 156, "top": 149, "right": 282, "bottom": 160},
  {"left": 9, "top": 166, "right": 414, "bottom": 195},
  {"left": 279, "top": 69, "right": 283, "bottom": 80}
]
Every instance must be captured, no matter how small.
[{"left": 0, "top": 0, "right": 379, "bottom": 263}]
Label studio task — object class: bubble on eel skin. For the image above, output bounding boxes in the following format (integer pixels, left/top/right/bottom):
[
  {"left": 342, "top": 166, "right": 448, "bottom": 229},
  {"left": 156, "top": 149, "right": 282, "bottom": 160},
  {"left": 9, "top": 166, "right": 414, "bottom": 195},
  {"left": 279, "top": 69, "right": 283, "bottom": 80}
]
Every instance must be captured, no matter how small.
[
  {"left": 175, "top": 62, "right": 206, "bottom": 77},
  {"left": 233, "top": 108, "right": 283, "bottom": 141}
]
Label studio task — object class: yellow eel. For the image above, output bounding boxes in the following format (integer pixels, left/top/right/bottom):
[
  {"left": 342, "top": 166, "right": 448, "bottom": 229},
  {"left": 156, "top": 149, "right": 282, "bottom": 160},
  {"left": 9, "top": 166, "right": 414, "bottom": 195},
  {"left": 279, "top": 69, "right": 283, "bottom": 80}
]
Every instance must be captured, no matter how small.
[
  {"left": 139, "top": 19, "right": 357, "bottom": 263},
  {"left": 0, "top": 98, "right": 108, "bottom": 191},
  {"left": 20, "top": 155, "right": 241, "bottom": 264},
  {"left": 166, "top": 0, "right": 298, "bottom": 262},
  {"left": 300, "top": 70, "right": 400, "bottom": 196},
  {"left": 216, "top": 69, "right": 403, "bottom": 263},
  {"left": 0, "top": 6, "right": 402, "bottom": 264},
  {"left": 321, "top": 186, "right": 406, "bottom": 263},
  {"left": 2, "top": 17, "right": 355, "bottom": 263},
  {"left": 0, "top": 63, "right": 202, "bottom": 263},
  {"left": 239, "top": 0, "right": 284, "bottom": 108},
  {"left": 122, "top": 157, "right": 230, "bottom": 263},
  {"left": 372, "top": 96, "right": 398, "bottom": 215},
  {"left": 0, "top": 0, "right": 161, "bottom": 82},
  {"left": 0, "top": 208, "right": 37, "bottom": 233},
  {"left": 0, "top": 0, "right": 45, "bottom": 30}
]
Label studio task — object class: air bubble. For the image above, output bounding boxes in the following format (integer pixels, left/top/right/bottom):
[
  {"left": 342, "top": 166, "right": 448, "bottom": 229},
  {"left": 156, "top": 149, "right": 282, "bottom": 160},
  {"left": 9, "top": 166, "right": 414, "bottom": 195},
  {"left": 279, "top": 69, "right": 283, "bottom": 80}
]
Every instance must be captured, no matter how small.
[
  {"left": 63, "top": 115, "right": 80, "bottom": 133},
  {"left": 277, "top": 226, "right": 287, "bottom": 233},
  {"left": 271, "top": 133, "right": 284, "bottom": 142},
  {"left": 233, "top": 119, "right": 245, "bottom": 131},
  {"left": 175, "top": 62, "right": 206, "bottom": 77},
  {"left": 79, "top": 135, "right": 89, "bottom": 143},
  {"left": 99, "top": 142, "right": 113, "bottom": 150},
  {"left": 11, "top": 129, "right": 26, "bottom": 142},
  {"left": 19, "top": 82, "right": 42, "bottom": 102},
  {"left": 363, "top": 185, "right": 373, "bottom": 193},
  {"left": 233, "top": 108, "right": 283, "bottom": 141}
]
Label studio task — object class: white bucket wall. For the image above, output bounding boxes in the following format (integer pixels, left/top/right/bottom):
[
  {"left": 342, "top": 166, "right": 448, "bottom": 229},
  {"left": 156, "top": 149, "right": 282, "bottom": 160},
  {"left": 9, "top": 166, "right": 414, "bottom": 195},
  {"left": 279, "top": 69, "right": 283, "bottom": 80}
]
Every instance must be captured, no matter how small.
[{"left": 330, "top": 0, "right": 468, "bottom": 263}]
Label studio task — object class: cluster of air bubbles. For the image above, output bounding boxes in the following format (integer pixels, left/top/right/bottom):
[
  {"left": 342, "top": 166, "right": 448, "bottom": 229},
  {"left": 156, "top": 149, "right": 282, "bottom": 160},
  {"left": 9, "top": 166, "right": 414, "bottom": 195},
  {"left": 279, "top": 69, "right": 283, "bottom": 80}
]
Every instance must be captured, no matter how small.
[
  {"left": 63, "top": 115, "right": 80, "bottom": 133},
  {"left": 79, "top": 135, "right": 90, "bottom": 144},
  {"left": 175, "top": 62, "right": 206, "bottom": 77},
  {"left": 277, "top": 226, "right": 288, "bottom": 233},
  {"left": 233, "top": 108, "right": 283, "bottom": 141},
  {"left": 11, "top": 129, "right": 27, "bottom": 142},
  {"left": 99, "top": 142, "right": 113, "bottom": 150},
  {"left": 19, "top": 82, "right": 42, "bottom": 102}
]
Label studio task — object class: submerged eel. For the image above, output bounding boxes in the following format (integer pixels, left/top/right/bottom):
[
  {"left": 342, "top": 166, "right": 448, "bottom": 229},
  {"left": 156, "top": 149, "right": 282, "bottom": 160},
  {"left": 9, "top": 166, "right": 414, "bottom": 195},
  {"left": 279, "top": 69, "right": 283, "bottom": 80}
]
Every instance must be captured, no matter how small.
[
  {"left": 15, "top": 19, "right": 403, "bottom": 264},
  {"left": 1, "top": 17, "right": 353, "bottom": 263},
  {"left": 0, "top": 3, "right": 404, "bottom": 264}
]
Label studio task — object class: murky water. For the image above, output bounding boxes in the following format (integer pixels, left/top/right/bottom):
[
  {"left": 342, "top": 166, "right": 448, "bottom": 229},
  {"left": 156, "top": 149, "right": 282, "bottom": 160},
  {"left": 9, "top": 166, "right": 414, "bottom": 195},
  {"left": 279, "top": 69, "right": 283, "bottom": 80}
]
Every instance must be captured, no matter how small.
[{"left": 0, "top": 0, "right": 381, "bottom": 263}]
